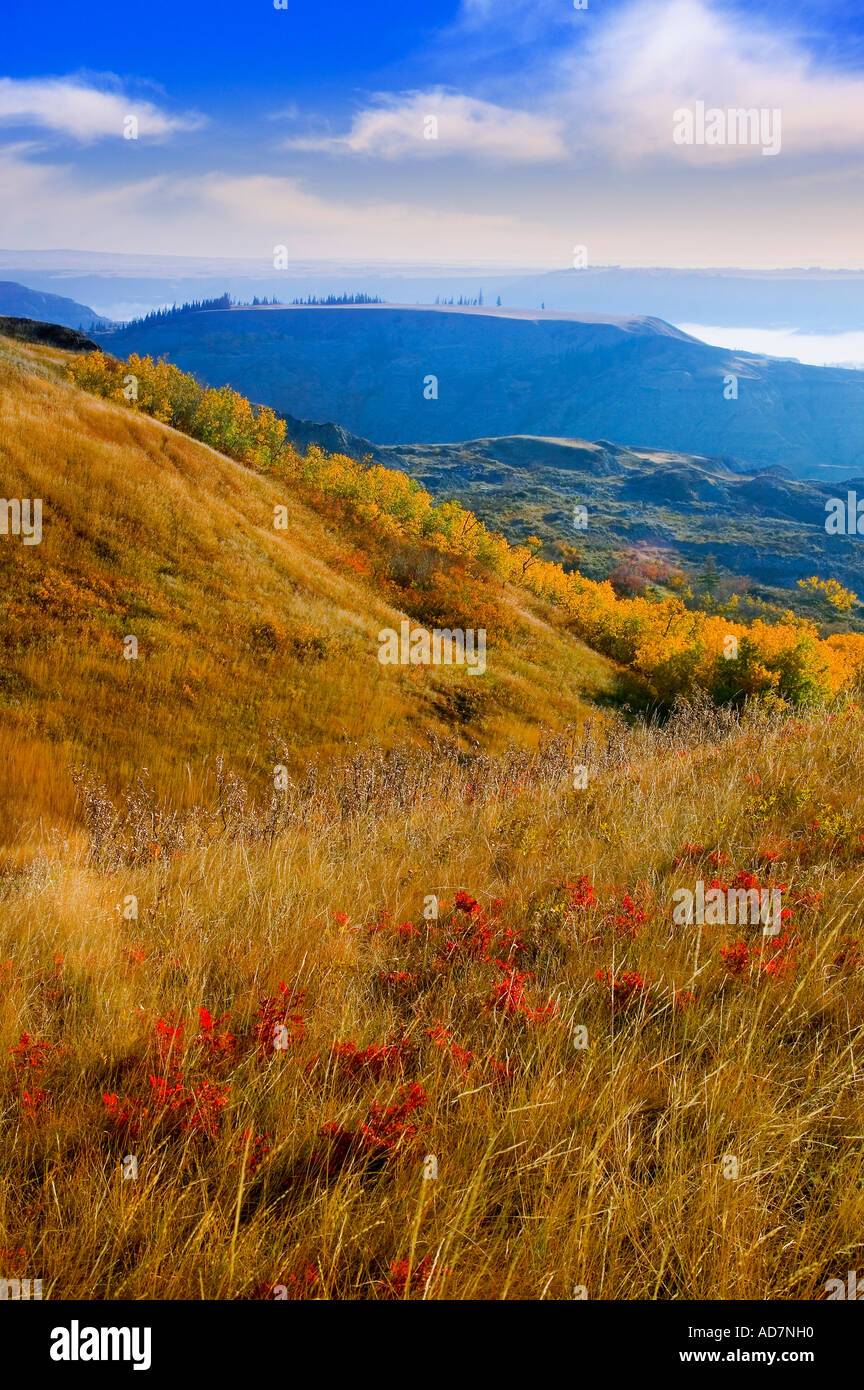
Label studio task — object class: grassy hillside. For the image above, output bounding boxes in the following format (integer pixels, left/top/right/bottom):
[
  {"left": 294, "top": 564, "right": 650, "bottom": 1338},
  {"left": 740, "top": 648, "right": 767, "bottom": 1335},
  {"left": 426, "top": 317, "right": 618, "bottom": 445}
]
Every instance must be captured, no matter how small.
[
  {"left": 56, "top": 346, "right": 864, "bottom": 711},
  {"left": 0, "top": 332, "right": 622, "bottom": 843},
  {"left": 3, "top": 693, "right": 864, "bottom": 1298},
  {"left": 4, "top": 332, "right": 864, "bottom": 1303}
]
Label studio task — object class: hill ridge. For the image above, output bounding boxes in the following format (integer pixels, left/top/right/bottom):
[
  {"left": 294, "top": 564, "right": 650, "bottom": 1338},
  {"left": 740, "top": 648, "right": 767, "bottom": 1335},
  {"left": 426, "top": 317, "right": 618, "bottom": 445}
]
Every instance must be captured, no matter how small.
[{"left": 93, "top": 304, "right": 864, "bottom": 476}]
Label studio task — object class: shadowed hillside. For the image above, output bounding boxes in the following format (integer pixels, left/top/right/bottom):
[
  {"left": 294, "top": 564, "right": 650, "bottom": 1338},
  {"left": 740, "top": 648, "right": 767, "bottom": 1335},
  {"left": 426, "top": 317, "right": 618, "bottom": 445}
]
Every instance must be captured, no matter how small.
[
  {"left": 95, "top": 304, "right": 864, "bottom": 478},
  {"left": 0, "top": 280, "right": 111, "bottom": 332}
]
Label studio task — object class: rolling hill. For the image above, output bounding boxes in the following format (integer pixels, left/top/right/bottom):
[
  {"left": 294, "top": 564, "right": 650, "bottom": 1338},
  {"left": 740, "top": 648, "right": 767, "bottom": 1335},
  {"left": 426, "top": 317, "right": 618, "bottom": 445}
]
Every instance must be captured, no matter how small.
[
  {"left": 94, "top": 304, "right": 864, "bottom": 478},
  {"left": 371, "top": 433, "right": 864, "bottom": 600},
  {"left": 0, "top": 315, "right": 99, "bottom": 352},
  {"left": 0, "top": 328, "right": 625, "bottom": 841},
  {"left": 0, "top": 279, "right": 111, "bottom": 332},
  {"left": 195, "top": 379, "right": 864, "bottom": 604}
]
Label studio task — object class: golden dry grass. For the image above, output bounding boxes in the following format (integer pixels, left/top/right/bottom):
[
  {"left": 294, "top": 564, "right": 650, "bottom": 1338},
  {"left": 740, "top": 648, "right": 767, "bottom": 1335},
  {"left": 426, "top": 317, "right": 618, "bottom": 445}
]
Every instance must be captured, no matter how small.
[
  {"left": 2, "top": 706, "right": 864, "bottom": 1299},
  {"left": 0, "top": 334, "right": 623, "bottom": 842},
  {"left": 2, "top": 338, "right": 864, "bottom": 1301}
]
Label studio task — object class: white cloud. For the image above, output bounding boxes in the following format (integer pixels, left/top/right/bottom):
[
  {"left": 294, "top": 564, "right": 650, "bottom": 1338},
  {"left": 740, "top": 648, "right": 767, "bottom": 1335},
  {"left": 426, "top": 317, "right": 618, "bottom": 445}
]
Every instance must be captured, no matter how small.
[
  {"left": 0, "top": 76, "right": 204, "bottom": 142},
  {"left": 284, "top": 89, "right": 566, "bottom": 162},
  {"left": 678, "top": 323, "right": 864, "bottom": 368},
  {"left": 280, "top": 1, "right": 864, "bottom": 170},
  {"left": 201, "top": 171, "right": 564, "bottom": 259},
  {"left": 3, "top": 125, "right": 864, "bottom": 269},
  {"left": 0, "top": 148, "right": 564, "bottom": 263},
  {"left": 549, "top": 0, "right": 864, "bottom": 162}
]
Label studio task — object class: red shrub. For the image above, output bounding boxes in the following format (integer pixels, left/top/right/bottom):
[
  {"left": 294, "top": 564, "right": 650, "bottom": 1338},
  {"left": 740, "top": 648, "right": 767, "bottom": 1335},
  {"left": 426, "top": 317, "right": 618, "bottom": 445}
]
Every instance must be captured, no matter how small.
[
  {"left": 436, "top": 893, "right": 519, "bottom": 966},
  {"left": 720, "top": 941, "right": 750, "bottom": 977},
  {"left": 194, "top": 1006, "right": 236, "bottom": 1062},
  {"left": 566, "top": 876, "right": 596, "bottom": 909},
  {"left": 833, "top": 936, "right": 861, "bottom": 970},
  {"left": 759, "top": 931, "right": 799, "bottom": 980},
  {"left": 8, "top": 1032, "right": 53, "bottom": 1078},
  {"left": 235, "top": 1128, "right": 271, "bottom": 1175},
  {"left": 21, "top": 1089, "right": 49, "bottom": 1118},
  {"left": 488, "top": 960, "right": 556, "bottom": 1022},
  {"left": 673, "top": 844, "right": 704, "bottom": 865},
  {"left": 608, "top": 894, "right": 648, "bottom": 938},
  {"left": 153, "top": 1017, "right": 184, "bottom": 1065},
  {"left": 383, "top": 1254, "right": 435, "bottom": 1298},
  {"left": 426, "top": 1021, "right": 474, "bottom": 1072},
  {"left": 378, "top": 970, "right": 419, "bottom": 992},
  {"left": 332, "top": 1039, "right": 411, "bottom": 1080},
  {"left": 320, "top": 1083, "right": 428, "bottom": 1172},
  {"left": 103, "top": 1091, "right": 143, "bottom": 1139},
  {"left": 358, "top": 1083, "right": 427, "bottom": 1154},
  {"left": 596, "top": 969, "right": 649, "bottom": 1010},
  {"left": 103, "top": 1074, "right": 229, "bottom": 1142},
  {"left": 254, "top": 983, "right": 306, "bottom": 1056},
  {"left": 453, "top": 890, "right": 479, "bottom": 914}
]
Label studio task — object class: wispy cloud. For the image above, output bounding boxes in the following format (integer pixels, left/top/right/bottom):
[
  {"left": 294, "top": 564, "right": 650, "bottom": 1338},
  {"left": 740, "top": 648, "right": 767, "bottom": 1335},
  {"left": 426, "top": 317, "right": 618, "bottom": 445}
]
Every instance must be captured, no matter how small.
[
  {"left": 0, "top": 76, "right": 205, "bottom": 142},
  {"left": 284, "top": 89, "right": 566, "bottom": 162},
  {"left": 0, "top": 147, "right": 563, "bottom": 262},
  {"left": 201, "top": 171, "right": 563, "bottom": 259},
  {"left": 565, "top": 0, "right": 864, "bottom": 162}
]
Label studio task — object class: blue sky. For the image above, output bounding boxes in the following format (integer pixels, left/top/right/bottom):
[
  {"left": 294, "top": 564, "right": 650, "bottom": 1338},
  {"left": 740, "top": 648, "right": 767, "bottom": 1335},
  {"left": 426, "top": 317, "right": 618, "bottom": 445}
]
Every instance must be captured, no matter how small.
[{"left": 2, "top": 0, "right": 864, "bottom": 266}]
